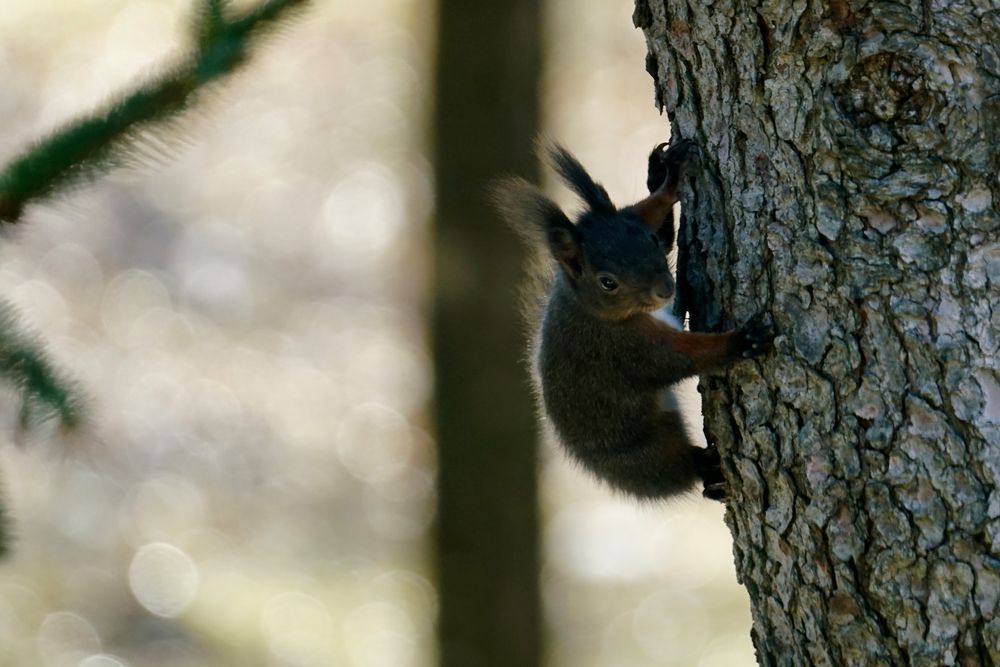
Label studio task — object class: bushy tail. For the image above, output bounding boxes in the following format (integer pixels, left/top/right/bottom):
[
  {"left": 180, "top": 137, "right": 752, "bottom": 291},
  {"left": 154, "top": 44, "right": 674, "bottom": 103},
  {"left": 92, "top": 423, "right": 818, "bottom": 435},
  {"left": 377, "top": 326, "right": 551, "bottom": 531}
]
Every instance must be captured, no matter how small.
[{"left": 489, "top": 177, "right": 556, "bottom": 333}]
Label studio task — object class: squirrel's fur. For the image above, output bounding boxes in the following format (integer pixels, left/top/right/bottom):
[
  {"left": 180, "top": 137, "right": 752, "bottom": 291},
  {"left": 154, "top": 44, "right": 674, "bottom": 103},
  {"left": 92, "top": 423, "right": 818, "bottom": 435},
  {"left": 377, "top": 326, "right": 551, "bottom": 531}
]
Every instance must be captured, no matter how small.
[{"left": 494, "top": 140, "right": 773, "bottom": 501}]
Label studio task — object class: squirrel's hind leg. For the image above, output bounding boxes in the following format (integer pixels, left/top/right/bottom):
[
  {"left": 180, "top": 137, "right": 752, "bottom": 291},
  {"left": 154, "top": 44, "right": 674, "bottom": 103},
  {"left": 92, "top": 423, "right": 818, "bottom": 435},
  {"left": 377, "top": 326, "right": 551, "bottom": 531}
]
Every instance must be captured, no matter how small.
[
  {"left": 582, "top": 411, "right": 714, "bottom": 501},
  {"left": 693, "top": 445, "right": 728, "bottom": 503}
]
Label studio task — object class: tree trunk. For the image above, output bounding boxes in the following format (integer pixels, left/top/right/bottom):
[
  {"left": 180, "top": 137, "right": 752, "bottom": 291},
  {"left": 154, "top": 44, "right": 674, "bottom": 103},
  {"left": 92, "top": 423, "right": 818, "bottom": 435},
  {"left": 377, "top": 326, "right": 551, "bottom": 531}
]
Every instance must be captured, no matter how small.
[
  {"left": 432, "top": 0, "right": 542, "bottom": 665},
  {"left": 636, "top": 0, "right": 1000, "bottom": 665}
]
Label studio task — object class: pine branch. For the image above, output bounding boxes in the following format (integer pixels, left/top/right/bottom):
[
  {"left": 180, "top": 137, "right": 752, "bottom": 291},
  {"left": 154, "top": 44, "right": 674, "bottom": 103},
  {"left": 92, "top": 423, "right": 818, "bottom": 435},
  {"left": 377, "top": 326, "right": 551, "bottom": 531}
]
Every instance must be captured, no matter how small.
[
  {"left": 0, "top": 0, "right": 310, "bottom": 224},
  {"left": 0, "top": 302, "right": 82, "bottom": 430},
  {"left": 0, "top": 302, "right": 82, "bottom": 559}
]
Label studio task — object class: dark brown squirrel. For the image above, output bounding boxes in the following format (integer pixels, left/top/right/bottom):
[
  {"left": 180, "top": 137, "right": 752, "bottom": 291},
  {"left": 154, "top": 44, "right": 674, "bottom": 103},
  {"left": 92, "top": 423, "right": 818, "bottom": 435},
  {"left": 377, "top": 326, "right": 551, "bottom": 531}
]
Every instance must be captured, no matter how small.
[{"left": 493, "top": 139, "right": 774, "bottom": 501}]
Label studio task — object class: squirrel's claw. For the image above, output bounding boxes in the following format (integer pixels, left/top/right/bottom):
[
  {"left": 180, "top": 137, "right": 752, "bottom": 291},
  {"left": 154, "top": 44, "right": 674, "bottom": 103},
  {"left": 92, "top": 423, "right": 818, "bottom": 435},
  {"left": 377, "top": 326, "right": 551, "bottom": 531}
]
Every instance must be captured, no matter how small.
[
  {"left": 694, "top": 445, "right": 728, "bottom": 503},
  {"left": 646, "top": 138, "right": 699, "bottom": 195},
  {"left": 736, "top": 313, "right": 775, "bottom": 359},
  {"left": 702, "top": 483, "right": 728, "bottom": 502}
]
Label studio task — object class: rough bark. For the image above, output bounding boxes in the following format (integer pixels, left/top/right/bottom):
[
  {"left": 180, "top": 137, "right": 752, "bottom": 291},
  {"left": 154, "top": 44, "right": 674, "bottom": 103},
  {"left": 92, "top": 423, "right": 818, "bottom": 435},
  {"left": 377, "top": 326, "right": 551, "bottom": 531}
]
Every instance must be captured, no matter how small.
[
  {"left": 432, "top": 0, "right": 542, "bottom": 665},
  {"left": 636, "top": 0, "right": 1000, "bottom": 665}
]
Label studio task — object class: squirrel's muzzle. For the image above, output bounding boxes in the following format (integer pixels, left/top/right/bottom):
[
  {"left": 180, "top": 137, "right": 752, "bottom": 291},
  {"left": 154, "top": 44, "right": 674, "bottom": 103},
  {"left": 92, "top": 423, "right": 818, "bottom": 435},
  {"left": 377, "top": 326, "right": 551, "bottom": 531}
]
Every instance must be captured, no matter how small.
[{"left": 653, "top": 277, "right": 675, "bottom": 302}]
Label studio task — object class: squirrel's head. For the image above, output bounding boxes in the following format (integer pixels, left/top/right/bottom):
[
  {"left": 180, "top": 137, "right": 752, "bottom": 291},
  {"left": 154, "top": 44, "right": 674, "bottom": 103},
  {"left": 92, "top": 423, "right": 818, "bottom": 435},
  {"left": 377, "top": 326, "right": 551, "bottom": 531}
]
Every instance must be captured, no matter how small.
[
  {"left": 560, "top": 207, "right": 676, "bottom": 319},
  {"left": 494, "top": 144, "right": 679, "bottom": 320}
]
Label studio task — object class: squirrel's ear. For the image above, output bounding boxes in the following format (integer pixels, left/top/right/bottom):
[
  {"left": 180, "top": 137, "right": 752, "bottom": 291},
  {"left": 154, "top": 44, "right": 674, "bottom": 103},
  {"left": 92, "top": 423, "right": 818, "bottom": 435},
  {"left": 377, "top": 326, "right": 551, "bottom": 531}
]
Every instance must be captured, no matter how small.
[
  {"left": 490, "top": 176, "right": 582, "bottom": 278},
  {"left": 546, "top": 217, "right": 583, "bottom": 280}
]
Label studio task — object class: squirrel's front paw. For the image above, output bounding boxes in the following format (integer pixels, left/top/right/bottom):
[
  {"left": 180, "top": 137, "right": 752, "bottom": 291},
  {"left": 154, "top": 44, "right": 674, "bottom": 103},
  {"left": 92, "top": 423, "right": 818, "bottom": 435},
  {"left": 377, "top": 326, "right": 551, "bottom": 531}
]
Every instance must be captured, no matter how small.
[
  {"left": 735, "top": 313, "right": 775, "bottom": 359},
  {"left": 646, "top": 138, "right": 698, "bottom": 194}
]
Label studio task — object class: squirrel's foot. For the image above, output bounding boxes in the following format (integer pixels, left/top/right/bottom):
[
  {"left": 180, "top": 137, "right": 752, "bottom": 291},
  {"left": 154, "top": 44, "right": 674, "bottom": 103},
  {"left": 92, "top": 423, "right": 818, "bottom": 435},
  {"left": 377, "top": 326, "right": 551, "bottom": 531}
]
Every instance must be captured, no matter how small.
[
  {"left": 735, "top": 313, "right": 776, "bottom": 359},
  {"left": 646, "top": 138, "right": 698, "bottom": 196},
  {"left": 693, "top": 445, "right": 728, "bottom": 503}
]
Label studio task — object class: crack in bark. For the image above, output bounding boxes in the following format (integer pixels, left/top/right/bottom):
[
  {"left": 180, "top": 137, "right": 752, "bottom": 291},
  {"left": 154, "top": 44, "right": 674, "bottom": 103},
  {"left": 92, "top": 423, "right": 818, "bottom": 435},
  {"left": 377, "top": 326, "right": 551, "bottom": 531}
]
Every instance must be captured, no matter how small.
[{"left": 755, "top": 10, "right": 773, "bottom": 75}]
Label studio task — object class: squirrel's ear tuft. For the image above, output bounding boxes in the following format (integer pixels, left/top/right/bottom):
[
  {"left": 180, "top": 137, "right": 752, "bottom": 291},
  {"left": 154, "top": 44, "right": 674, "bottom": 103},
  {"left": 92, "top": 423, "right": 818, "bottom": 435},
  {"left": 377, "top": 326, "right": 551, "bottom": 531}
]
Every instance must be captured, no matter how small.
[{"left": 546, "top": 144, "right": 616, "bottom": 215}]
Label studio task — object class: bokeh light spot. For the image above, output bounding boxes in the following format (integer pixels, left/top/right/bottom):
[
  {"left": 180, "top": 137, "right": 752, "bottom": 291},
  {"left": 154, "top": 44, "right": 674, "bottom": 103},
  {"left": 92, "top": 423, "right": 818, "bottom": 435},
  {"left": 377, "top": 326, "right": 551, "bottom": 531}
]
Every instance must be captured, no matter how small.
[
  {"left": 78, "top": 654, "right": 129, "bottom": 667},
  {"left": 128, "top": 542, "right": 200, "bottom": 618},
  {"left": 318, "top": 164, "right": 406, "bottom": 264},
  {"left": 342, "top": 602, "right": 417, "bottom": 667},
  {"left": 545, "top": 502, "right": 663, "bottom": 581},
  {"left": 261, "top": 591, "right": 335, "bottom": 666},
  {"left": 336, "top": 403, "right": 413, "bottom": 483},
  {"left": 37, "top": 611, "right": 101, "bottom": 667}
]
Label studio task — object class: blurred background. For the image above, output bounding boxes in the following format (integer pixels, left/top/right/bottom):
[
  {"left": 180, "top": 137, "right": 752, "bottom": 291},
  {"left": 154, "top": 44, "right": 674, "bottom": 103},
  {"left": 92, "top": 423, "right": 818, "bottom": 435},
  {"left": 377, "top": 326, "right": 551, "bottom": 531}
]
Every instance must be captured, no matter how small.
[{"left": 0, "top": 0, "right": 754, "bottom": 665}]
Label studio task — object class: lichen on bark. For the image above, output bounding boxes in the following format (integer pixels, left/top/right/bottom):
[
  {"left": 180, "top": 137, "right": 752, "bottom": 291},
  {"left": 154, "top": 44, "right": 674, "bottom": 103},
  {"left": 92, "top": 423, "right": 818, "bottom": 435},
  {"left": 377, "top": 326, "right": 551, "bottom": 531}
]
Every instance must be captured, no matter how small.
[{"left": 636, "top": 0, "right": 1000, "bottom": 664}]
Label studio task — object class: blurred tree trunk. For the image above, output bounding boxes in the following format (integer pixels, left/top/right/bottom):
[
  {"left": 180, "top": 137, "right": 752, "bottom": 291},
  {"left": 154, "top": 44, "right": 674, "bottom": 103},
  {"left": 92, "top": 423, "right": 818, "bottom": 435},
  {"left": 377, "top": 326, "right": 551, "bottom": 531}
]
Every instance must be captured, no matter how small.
[
  {"left": 432, "top": 0, "right": 541, "bottom": 665},
  {"left": 637, "top": 0, "right": 999, "bottom": 665}
]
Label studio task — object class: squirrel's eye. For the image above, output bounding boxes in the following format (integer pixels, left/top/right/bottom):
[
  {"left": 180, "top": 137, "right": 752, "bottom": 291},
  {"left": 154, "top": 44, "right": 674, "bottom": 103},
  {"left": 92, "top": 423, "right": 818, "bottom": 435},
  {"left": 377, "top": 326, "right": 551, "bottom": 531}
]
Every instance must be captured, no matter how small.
[{"left": 597, "top": 274, "right": 619, "bottom": 292}]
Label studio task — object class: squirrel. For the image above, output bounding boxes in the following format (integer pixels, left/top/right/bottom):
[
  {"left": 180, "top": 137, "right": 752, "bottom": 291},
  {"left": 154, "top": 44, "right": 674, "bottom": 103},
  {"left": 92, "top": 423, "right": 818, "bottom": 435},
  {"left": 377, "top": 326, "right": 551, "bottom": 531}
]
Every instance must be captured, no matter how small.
[{"left": 493, "top": 139, "right": 774, "bottom": 501}]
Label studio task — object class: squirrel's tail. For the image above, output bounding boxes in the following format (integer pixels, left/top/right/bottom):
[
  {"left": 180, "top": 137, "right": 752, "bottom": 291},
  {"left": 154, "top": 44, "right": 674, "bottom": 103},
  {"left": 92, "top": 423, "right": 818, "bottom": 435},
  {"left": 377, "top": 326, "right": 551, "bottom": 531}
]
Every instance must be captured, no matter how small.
[{"left": 488, "top": 177, "right": 556, "bottom": 357}]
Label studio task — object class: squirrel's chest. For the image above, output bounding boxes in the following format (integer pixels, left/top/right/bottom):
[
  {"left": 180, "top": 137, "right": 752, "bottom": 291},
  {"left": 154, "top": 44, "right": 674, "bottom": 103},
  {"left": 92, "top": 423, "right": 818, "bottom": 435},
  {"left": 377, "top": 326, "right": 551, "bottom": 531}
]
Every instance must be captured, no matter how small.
[
  {"left": 537, "top": 303, "right": 650, "bottom": 373},
  {"left": 538, "top": 317, "right": 614, "bottom": 381},
  {"left": 535, "top": 318, "right": 655, "bottom": 448},
  {"left": 536, "top": 315, "right": 649, "bottom": 410}
]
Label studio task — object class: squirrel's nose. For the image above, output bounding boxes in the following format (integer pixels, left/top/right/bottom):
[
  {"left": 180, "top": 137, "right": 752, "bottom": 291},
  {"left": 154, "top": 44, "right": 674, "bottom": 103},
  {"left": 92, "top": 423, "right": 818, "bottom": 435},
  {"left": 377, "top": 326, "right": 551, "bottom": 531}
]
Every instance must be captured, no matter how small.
[{"left": 653, "top": 284, "right": 674, "bottom": 301}]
